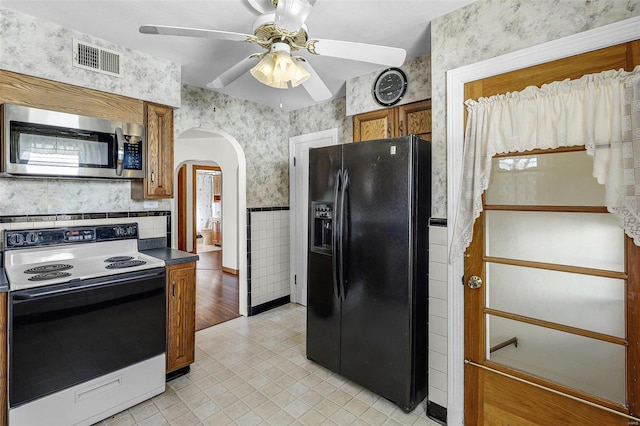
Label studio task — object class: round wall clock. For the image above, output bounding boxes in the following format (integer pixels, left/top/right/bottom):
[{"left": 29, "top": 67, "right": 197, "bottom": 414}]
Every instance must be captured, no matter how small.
[{"left": 373, "top": 67, "right": 408, "bottom": 106}]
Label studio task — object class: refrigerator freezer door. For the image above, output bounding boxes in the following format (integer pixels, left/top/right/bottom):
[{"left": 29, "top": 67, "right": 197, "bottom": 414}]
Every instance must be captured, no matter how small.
[
  {"left": 340, "top": 136, "right": 416, "bottom": 410},
  {"left": 306, "top": 144, "right": 343, "bottom": 373}
]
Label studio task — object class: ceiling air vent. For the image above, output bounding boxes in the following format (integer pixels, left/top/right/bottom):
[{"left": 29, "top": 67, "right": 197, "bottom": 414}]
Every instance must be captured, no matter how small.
[{"left": 72, "top": 39, "right": 123, "bottom": 77}]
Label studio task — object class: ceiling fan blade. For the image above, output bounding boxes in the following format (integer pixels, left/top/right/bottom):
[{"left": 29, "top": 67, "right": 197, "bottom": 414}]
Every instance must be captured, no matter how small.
[
  {"left": 139, "top": 24, "right": 252, "bottom": 42},
  {"left": 299, "top": 60, "right": 331, "bottom": 102},
  {"left": 275, "top": 0, "right": 315, "bottom": 32},
  {"left": 207, "top": 56, "right": 258, "bottom": 89},
  {"left": 312, "top": 38, "right": 406, "bottom": 67}
]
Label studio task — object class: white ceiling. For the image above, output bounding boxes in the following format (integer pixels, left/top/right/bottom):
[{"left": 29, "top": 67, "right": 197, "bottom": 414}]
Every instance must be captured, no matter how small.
[{"left": 0, "top": 0, "right": 475, "bottom": 111}]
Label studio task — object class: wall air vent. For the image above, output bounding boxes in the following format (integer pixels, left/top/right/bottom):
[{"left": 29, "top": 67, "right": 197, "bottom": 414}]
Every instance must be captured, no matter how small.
[{"left": 72, "top": 39, "right": 124, "bottom": 77}]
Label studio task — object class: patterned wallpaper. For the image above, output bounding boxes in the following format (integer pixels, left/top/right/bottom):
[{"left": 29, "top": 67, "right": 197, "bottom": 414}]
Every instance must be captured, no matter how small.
[
  {"left": 0, "top": 7, "right": 176, "bottom": 216},
  {"left": 289, "top": 97, "right": 352, "bottom": 143},
  {"left": 429, "top": 0, "right": 640, "bottom": 218},
  {"left": 0, "top": 8, "right": 180, "bottom": 107},
  {"left": 346, "top": 54, "right": 431, "bottom": 117},
  {"left": 0, "top": 177, "right": 171, "bottom": 216},
  {"left": 175, "top": 85, "right": 290, "bottom": 208}
]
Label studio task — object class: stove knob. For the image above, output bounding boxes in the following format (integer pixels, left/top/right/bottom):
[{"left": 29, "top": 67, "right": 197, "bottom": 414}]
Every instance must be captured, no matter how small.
[
  {"left": 8, "top": 233, "right": 24, "bottom": 246},
  {"left": 25, "top": 232, "right": 38, "bottom": 244},
  {"left": 127, "top": 226, "right": 135, "bottom": 236}
]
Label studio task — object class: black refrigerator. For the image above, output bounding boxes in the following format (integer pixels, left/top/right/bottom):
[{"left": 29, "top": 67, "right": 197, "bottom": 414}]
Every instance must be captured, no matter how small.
[{"left": 306, "top": 135, "right": 430, "bottom": 412}]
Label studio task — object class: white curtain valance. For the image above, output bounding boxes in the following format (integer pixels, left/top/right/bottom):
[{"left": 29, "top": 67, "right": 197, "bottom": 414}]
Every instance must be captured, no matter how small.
[{"left": 450, "top": 65, "right": 640, "bottom": 261}]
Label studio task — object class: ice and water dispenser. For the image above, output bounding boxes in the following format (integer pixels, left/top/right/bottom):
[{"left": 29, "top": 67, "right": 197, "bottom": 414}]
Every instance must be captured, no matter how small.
[{"left": 311, "top": 202, "right": 333, "bottom": 254}]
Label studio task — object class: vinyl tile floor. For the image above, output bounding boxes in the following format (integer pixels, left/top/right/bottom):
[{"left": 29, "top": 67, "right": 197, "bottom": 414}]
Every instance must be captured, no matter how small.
[{"left": 97, "top": 303, "right": 440, "bottom": 426}]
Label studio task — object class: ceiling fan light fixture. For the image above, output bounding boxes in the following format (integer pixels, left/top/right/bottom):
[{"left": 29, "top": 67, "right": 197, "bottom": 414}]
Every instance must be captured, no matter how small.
[
  {"left": 250, "top": 53, "right": 276, "bottom": 86},
  {"left": 250, "top": 41, "right": 309, "bottom": 89},
  {"left": 290, "top": 57, "right": 310, "bottom": 87}
]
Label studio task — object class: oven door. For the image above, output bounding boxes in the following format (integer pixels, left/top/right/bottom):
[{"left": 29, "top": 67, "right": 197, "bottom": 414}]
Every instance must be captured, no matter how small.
[{"left": 9, "top": 267, "right": 166, "bottom": 408}]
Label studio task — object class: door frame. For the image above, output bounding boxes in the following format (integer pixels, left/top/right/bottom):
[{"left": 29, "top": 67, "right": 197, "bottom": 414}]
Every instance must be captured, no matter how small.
[
  {"left": 191, "top": 165, "right": 222, "bottom": 254},
  {"left": 445, "top": 16, "right": 640, "bottom": 425},
  {"left": 289, "top": 128, "right": 339, "bottom": 305}
]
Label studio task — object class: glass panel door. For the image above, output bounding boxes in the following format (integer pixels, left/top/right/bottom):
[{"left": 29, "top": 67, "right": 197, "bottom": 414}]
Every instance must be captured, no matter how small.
[{"left": 483, "top": 149, "right": 628, "bottom": 405}]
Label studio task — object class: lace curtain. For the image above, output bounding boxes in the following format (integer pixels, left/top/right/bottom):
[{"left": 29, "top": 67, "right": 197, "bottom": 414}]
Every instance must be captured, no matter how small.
[{"left": 450, "top": 65, "right": 640, "bottom": 260}]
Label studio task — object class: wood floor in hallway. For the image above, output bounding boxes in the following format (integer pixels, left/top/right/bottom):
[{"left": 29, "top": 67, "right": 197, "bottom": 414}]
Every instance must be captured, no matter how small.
[{"left": 195, "top": 250, "right": 240, "bottom": 331}]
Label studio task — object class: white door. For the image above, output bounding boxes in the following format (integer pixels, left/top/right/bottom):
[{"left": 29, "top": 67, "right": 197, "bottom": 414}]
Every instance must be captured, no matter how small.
[{"left": 289, "top": 129, "right": 338, "bottom": 305}]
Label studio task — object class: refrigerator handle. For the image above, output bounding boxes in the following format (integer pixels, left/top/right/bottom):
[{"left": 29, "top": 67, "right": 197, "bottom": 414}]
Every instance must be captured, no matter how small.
[
  {"left": 331, "top": 169, "right": 342, "bottom": 300},
  {"left": 339, "top": 169, "right": 349, "bottom": 300}
]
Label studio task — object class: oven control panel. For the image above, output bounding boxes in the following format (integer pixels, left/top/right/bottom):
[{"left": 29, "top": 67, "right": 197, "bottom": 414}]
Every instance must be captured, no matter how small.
[{"left": 4, "top": 224, "right": 139, "bottom": 249}]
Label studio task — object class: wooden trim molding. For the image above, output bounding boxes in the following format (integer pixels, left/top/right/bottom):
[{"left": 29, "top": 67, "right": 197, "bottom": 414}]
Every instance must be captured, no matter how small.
[
  {"left": 0, "top": 70, "right": 143, "bottom": 124},
  {"left": 222, "top": 267, "right": 239, "bottom": 275}
]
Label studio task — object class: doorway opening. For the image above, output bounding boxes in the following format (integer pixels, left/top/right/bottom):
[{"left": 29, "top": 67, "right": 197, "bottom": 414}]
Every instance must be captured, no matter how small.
[
  {"left": 173, "top": 128, "right": 248, "bottom": 329},
  {"left": 193, "top": 165, "right": 222, "bottom": 254}
]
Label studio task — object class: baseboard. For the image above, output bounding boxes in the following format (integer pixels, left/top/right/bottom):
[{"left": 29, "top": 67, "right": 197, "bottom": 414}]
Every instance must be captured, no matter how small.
[
  {"left": 427, "top": 401, "right": 447, "bottom": 425},
  {"left": 165, "top": 366, "right": 190, "bottom": 382},
  {"left": 248, "top": 295, "right": 290, "bottom": 316},
  {"left": 222, "top": 266, "right": 238, "bottom": 275}
]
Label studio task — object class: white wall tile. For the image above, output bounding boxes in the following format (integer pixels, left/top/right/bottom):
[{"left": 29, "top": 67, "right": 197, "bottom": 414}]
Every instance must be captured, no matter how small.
[
  {"left": 429, "top": 278, "right": 448, "bottom": 301},
  {"left": 428, "top": 386, "right": 448, "bottom": 408},
  {"left": 429, "top": 315, "right": 447, "bottom": 337},
  {"left": 429, "top": 333, "right": 447, "bottom": 355},
  {"left": 429, "top": 350, "right": 447, "bottom": 374},
  {"left": 429, "top": 226, "right": 447, "bottom": 245},
  {"left": 429, "top": 297, "right": 447, "bottom": 319},
  {"left": 429, "top": 243, "right": 448, "bottom": 264},
  {"left": 429, "top": 368, "right": 448, "bottom": 392},
  {"left": 430, "top": 261, "right": 448, "bottom": 282}
]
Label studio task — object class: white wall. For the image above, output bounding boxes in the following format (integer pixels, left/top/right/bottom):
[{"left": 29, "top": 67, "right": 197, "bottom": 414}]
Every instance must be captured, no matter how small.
[
  {"left": 176, "top": 132, "right": 241, "bottom": 271},
  {"left": 173, "top": 128, "right": 248, "bottom": 317}
]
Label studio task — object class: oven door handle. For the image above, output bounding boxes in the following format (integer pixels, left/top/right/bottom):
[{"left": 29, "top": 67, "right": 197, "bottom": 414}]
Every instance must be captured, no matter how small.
[{"left": 12, "top": 269, "right": 166, "bottom": 300}]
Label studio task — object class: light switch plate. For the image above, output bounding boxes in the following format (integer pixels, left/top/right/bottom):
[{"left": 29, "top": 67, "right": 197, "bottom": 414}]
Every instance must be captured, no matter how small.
[{"left": 143, "top": 201, "right": 159, "bottom": 209}]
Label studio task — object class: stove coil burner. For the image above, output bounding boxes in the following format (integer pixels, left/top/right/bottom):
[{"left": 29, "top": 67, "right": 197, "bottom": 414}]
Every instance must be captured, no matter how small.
[
  {"left": 24, "top": 264, "right": 73, "bottom": 274},
  {"left": 104, "top": 256, "right": 134, "bottom": 263},
  {"left": 106, "top": 260, "right": 147, "bottom": 269},
  {"left": 28, "top": 271, "right": 73, "bottom": 281}
]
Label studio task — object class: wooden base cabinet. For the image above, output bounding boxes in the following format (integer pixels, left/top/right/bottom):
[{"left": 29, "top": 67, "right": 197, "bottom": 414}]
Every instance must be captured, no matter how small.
[
  {"left": 353, "top": 99, "right": 431, "bottom": 142},
  {"left": 166, "top": 262, "right": 196, "bottom": 374}
]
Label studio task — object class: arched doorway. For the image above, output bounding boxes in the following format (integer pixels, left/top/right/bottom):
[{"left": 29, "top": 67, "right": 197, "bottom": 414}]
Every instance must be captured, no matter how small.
[{"left": 173, "top": 128, "right": 248, "bottom": 317}]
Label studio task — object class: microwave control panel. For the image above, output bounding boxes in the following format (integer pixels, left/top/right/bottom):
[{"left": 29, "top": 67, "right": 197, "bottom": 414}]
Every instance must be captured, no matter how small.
[{"left": 123, "top": 138, "right": 143, "bottom": 170}]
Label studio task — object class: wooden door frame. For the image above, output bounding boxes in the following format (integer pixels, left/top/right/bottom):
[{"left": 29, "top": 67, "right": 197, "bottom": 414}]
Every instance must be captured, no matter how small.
[
  {"left": 177, "top": 164, "right": 187, "bottom": 251},
  {"left": 445, "top": 17, "right": 640, "bottom": 425},
  {"left": 191, "top": 165, "right": 221, "bottom": 254}
]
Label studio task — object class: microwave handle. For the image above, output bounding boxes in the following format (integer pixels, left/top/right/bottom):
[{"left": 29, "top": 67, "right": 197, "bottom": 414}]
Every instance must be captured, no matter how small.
[{"left": 115, "top": 127, "right": 125, "bottom": 176}]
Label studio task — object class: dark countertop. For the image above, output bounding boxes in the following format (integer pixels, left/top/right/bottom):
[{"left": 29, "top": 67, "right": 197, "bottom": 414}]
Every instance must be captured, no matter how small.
[
  {"left": 142, "top": 248, "right": 199, "bottom": 266},
  {"left": 0, "top": 268, "right": 8, "bottom": 293}
]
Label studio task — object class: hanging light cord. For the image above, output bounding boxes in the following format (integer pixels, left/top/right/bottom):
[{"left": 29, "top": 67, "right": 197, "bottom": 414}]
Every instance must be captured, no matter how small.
[{"left": 464, "top": 359, "right": 640, "bottom": 423}]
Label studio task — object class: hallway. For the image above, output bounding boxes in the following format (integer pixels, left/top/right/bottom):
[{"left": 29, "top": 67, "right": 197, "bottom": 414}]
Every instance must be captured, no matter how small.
[{"left": 195, "top": 250, "right": 240, "bottom": 331}]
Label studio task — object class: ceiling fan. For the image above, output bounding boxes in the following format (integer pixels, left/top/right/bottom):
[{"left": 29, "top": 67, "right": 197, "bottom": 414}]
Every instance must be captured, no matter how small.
[{"left": 139, "top": 0, "right": 406, "bottom": 102}]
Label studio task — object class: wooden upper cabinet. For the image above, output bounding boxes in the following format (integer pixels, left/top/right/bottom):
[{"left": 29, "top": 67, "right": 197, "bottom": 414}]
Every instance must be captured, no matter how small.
[
  {"left": 398, "top": 99, "right": 431, "bottom": 141},
  {"left": 353, "top": 108, "right": 395, "bottom": 142},
  {"left": 353, "top": 99, "right": 431, "bottom": 142},
  {"left": 132, "top": 102, "right": 174, "bottom": 199}
]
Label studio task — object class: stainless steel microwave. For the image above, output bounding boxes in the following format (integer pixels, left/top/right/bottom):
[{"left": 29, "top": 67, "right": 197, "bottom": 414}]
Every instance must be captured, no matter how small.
[{"left": 2, "top": 104, "right": 145, "bottom": 179}]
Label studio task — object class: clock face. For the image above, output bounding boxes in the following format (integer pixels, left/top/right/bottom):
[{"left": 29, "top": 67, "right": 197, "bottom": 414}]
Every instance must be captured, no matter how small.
[{"left": 373, "top": 68, "right": 408, "bottom": 106}]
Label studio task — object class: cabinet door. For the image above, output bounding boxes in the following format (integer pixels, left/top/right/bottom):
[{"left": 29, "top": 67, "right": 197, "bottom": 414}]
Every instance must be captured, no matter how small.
[
  {"left": 353, "top": 108, "right": 396, "bottom": 142},
  {"left": 166, "top": 263, "right": 196, "bottom": 373},
  {"left": 398, "top": 99, "right": 431, "bottom": 141},
  {"left": 135, "top": 102, "right": 174, "bottom": 199}
]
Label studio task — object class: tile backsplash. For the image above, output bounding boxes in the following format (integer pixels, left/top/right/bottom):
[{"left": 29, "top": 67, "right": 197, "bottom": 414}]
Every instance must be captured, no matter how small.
[
  {"left": 247, "top": 208, "right": 290, "bottom": 309},
  {"left": 0, "top": 211, "right": 170, "bottom": 248}
]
